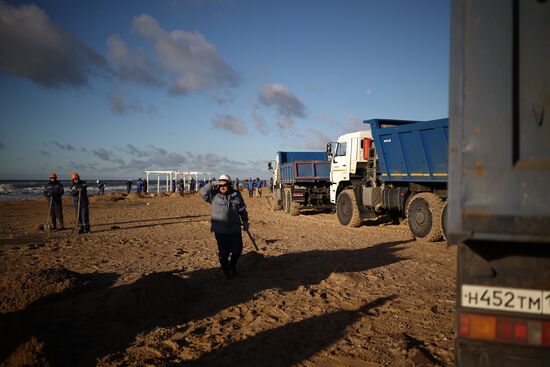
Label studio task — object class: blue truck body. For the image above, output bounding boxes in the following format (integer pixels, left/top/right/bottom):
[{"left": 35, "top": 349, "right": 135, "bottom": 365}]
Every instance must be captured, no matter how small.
[
  {"left": 277, "top": 151, "right": 331, "bottom": 184},
  {"left": 366, "top": 118, "right": 449, "bottom": 183},
  {"left": 332, "top": 117, "right": 449, "bottom": 240},
  {"left": 272, "top": 151, "right": 332, "bottom": 214}
]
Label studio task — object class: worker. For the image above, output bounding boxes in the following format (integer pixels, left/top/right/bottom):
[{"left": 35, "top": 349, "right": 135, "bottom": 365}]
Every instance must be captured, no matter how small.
[
  {"left": 246, "top": 178, "right": 254, "bottom": 198},
  {"left": 136, "top": 178, "right": 144, "bottom": 194},
  {"left": 254, "top": 177, "right": 263, "bottom": 198},
  {"left": 143, "top": 179, "right": 148, "bottom": 193},
  {"left": 200, "top": 174, "right": 249, "bottom": 280},
  {"left": 43, "top": 172, "right": 64, "bottom": 230},
  {"left": 269, "top": 177, "right": 274, "bottom": 193},
  {"left": 97, "top": 180, "right": 105, "bottom": 195},
  {"left": 190, "top": 178, "right": 196, "bottom": 194},
  {"left": 177, "top": 178, "right": 184, "bottom": 193},
  {"left": 126, "top": 179, "right": 133, "bottom": 194},
  {"left": 234, "top": 177, "right": 240, "bottom": 191},
  {"left": 70, "top": 172, "right": 90, "bottom": 234}
]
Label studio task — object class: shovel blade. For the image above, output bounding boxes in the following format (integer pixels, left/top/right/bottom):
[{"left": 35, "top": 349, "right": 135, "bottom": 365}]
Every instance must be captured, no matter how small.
[{"left": 44, "top": 224, "right": 51, "bottom": 233}]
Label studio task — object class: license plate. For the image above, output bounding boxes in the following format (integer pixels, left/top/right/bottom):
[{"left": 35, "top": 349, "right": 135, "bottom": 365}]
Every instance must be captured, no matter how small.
[{"left": 461, "top": 284, "right": 550, "bottom": 315}]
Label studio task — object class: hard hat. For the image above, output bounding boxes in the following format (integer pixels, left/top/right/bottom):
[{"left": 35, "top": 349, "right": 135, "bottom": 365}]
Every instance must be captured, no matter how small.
[
  {"left": 96, "top": 180, "right": 100, "bottom": 183},
  {"left": 49, "top": 172, "right": 57, "bottom": 179},
  {"left": 218, "top": 174, "right": 231, "bottom": 182},
  {"left": 71, "top": 172, "right": 79, "bottom": 180}
]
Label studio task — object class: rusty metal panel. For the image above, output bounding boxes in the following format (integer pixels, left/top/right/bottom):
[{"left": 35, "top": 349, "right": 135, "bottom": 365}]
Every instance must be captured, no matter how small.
[{"left": 449, "top": 0, "right": 550, "bottom": 243}]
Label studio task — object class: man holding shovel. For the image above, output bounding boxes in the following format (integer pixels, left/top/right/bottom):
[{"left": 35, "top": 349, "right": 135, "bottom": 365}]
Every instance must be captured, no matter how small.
[
  {"left": 43, "top": 172, "right": 64, "bottom": 230},
  {"left": 70, "top": 172, "right": 90, "bottom": 234},
  {"left": 200, "top": 174, "right": 250, "bottom": 280}
]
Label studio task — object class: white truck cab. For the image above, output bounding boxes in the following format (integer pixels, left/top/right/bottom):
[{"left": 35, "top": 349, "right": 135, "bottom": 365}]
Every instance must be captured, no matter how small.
[{"left": 328, "top": 130, "right": 373, "bottom": 203}]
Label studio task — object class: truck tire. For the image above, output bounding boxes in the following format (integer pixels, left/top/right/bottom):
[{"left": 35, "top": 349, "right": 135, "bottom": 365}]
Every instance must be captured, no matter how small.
[
  {"left": 273, "top": 189, "right": 283, "bottom": 211},
  {"left": 336, "top": 189, "right": 362, "bottom": 227},
  {"left": 441, "top": 201, "right": 449, "bottom": 242},
  {"left": 284, "top": 188, "right": 291, "bottom": 214},
  {"left": 407, "top": 193, "right": 443, "bottom": 242},
  {"left": 290, "top": 201, "right": 300, "bottom": 216}
]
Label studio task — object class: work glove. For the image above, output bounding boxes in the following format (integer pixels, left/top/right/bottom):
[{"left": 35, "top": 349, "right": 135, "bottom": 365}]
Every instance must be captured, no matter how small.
[{"left": 242, "top": 222, "right": 249, "bottom": 231}]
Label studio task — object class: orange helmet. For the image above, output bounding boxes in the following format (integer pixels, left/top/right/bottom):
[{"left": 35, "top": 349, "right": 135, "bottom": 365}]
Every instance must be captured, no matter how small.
[
  {"left": 49, "top": 172, "right": 57, "bottom": 179},
  {"left": 71, "top": 172, "right": 80, "bottom": 180}
]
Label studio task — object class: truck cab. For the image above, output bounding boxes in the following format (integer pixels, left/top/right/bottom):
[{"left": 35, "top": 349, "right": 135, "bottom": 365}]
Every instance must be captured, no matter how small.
[{"left": 328, "top": 130, "right": 373, "bottom": 203}]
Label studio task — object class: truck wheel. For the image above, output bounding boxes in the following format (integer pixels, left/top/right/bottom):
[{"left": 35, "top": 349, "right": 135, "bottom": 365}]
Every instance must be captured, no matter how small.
[
  {"left": 336, "top": 189, "right": 362, "bottom": 227},
  {"left": 441, "top": 201, "right": 449, "bottom": 242},
  {"left": 290, "top": 201, "right": 300, "bottom": 216},
  {"left": 273, "top": 189, "right": 283, "bottom": 211},
  {"left": 407, "top": 193, "right": 443, "bottom": 242},
  {"left": 284, "top": 188, "right": 291, "bottom": 214}
]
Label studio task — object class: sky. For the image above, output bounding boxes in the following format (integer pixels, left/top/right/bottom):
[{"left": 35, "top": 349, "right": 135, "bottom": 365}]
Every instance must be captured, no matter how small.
[{"left": 0, "top": 0, "right": 450, "bottom": 180}]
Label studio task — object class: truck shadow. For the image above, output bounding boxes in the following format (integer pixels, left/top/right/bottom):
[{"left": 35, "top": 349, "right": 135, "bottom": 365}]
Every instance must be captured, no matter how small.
[{"left": 0, "top": 239, "right": 411, "bottom": 366}]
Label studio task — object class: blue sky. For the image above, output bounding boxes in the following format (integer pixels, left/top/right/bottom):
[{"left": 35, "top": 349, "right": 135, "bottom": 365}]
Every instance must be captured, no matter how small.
[{"left": 0, "top": 0, "right": 450, "bottom": 180}]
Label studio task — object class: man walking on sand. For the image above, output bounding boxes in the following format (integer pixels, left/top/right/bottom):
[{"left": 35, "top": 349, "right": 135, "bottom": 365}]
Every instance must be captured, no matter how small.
[
  {"left": 200, "top": 174, "right": 249, "bottom": 280},
  {"left": 43, "top": 172, "right": 64, "bottom": 230}
]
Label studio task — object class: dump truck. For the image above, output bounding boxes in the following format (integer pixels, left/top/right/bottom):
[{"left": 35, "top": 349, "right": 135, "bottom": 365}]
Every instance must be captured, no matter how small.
[
  {"left": 269, "top": 151, "right": 332, "bottom": 215},
  {"left": 449, "top": 0, "right": 550, "bottom": 364},
  {"left": 328, "top": 118, "right": 448, "bottom": 241}
]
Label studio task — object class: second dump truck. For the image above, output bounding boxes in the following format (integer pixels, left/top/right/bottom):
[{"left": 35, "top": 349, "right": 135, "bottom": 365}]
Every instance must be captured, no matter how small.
[
  {"left": 328, "top": 118, "right": 449, "bottom": 241},
  {"left": 269, "top": 151, "right": 332, "bottom": 215}
]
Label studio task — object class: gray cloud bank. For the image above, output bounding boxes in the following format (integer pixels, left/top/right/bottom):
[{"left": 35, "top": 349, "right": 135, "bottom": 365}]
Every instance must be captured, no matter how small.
[
  {"left": 0, "top": 2, "right": 109, "bottom": 88},
  {"left": 0, "top": 3, "right": 240, "bottom": 99}
]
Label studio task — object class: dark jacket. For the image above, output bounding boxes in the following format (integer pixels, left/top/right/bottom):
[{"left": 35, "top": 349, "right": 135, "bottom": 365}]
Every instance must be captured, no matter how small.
[
  {"left": 44, "top": 181, "right": 64, "bottom": 204},
  {"left": 70, "top": 180, "right": 89, "bottom": 206},
  {"left": 200, "top": 182, "right": 249, "bottom": 234}
]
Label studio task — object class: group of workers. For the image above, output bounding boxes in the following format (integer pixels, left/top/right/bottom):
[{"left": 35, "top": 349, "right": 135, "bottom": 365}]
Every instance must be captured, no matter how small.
[
  {"left": 43, "top": 172, "right": 90, "bottom": 233},
  {"left": 43, "top": 172, "right": 259, "bottom": 280}
]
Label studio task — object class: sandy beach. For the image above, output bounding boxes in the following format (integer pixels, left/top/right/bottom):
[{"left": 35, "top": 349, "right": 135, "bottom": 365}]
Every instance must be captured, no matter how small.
[{"left": 0, "top": 191, "right": 456, "bottom": 366}]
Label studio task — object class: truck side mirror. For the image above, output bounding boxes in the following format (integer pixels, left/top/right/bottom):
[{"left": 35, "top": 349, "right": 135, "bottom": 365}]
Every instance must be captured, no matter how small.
[
  {"left": 267, "top": 162, "right": 273, "bottom": 171},
  {"left": 326, "top": 143, "right": 332, "bottom": 157}
]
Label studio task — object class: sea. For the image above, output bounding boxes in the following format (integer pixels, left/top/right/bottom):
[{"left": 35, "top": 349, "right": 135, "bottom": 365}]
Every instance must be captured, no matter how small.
[{"left": 0, "top": 180, "right": 163, "bottom": 201}]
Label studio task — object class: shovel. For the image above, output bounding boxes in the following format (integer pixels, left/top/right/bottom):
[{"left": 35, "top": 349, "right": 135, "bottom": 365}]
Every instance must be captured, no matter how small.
[
  {"left": 44, "top": 196, "right": 53, "bottom": 232},
  {"left": 244, "top": 228, "right": 259, "bottom": 251}
]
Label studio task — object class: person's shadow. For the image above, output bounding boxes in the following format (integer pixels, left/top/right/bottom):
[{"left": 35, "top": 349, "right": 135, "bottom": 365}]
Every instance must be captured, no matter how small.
[{"left": 0, "top": 239, "right": 411, "bottom": 366}]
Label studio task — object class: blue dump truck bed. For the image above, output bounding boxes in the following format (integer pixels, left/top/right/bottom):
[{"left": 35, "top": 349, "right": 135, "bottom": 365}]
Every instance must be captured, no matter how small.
[
  {"left": 366, "top": 118, "right": 449, "bottom": 183},
  {"left": 277, "top": 151, "right": 331, "bottom": 184}
]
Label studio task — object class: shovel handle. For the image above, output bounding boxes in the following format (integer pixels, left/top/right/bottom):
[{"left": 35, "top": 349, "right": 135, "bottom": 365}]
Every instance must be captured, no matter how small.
[{"left": 245, "top": 228, "right": 259, "bottom": 251}]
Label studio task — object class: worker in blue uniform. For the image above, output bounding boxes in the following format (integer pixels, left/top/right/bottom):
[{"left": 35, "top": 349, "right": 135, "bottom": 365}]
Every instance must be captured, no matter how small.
[
  {"left": 70, "top": 172, "right": 90, "bottom": 234},
  {"left": 43, "top": 172, "right": 64, "bottom": 230}
]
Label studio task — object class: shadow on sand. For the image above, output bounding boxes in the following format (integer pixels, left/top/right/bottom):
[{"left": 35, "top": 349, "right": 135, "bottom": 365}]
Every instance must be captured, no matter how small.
[{"left": 0, "top": 239, "right": 411, "bottom": 366}]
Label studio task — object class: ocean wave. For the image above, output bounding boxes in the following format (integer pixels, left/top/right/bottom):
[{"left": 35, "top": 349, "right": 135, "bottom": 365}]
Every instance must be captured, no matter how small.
[{"left": 0, "top": 184, "right": 15, "bottom": 194}]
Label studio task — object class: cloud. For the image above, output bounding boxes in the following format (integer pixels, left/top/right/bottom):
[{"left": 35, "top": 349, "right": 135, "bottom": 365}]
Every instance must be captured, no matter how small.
[
  {"left": 79, "top": 143, "right": 270, "bottom": 179},
  {"left": 214, "top": 90, "right": 234, "bottom": 105},
  {"left": 40, "top": 150, "right": 51, "bottom": 157},
  {"left": 0, "top": 142, "right": 5, "bottom": 150},
  {"left": 53, "top": 141, "right": 75, "bottom": 151},
  {"left": 93, "top": 148, "right": 125, "bottom": 165},
  {"left": 108, "top": 89, "right": 156, "bottom": 115},
  {"left": 258, "top": 84, "right": 306, "bottom": 129},
  {"left": 344, "top": 115, "right": 370, "bottom": 133},
  {"left": 303, "top": 129, "right": 331, "bottom": 150},
  {"left": 212, "top": 114, "right": 248, "bottom": 134},
  {"left": 69, "top": 161, "right": 97, "bottom": 172},
  {"left": 0, "top": 2, "right": 109, "bottom": 88},
  {"left": 106, "top": 34, "right": 165, "bottom": 88},
  {"left": 125, "top": 144, "right": 148, "bottom": 158},
  {"left": 116, "top": 14, "right": 241, "bottom": 95}
]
